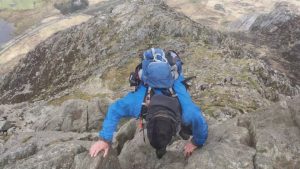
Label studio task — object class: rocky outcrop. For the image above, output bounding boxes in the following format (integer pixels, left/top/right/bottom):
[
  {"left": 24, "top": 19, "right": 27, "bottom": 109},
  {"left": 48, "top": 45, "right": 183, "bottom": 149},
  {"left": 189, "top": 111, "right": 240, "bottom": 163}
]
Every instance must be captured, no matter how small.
[
  {"left": 0, "top": 131, "right": 121, "bottom": 169},
  {"left": 118, "top": 96, "right": 300, "bottom": 169},
  {"left": 119, "top": 130, "right": 187, "bottom": 169},
  {"left": 250, "top": 2, "right": 300, "bottom": 85},
  {"left": 0, "top": 95, "right": 299, "bottom": 169},
  {"left": 250, "top": 2, "right": 300, "bottom": 48},
  {"left": 228, "top": 2, "right": 300, "bottom": 85},
  {"left": 32, "top": 99, "right": 104, "bottom": 132},
  {"left": 119, "top": 119, "right": 256, "bottom": 169},
  {"left": 228, "top": 14, "right": 259, "bottom": 31},
  {"left": 238, "top": 95, "right": 300, "bottom": 169},
  {"left": 54, "top": 0, "right": 89, "bottom": 15},
  {"left": 0, "top": 98, "right": 107, "bottom": 134},
  {"left": 112, "top": 119, "right": 138, "bottom": 154},
  {"left": 0, "top": 1, "right": 300, "bottom": 169}
]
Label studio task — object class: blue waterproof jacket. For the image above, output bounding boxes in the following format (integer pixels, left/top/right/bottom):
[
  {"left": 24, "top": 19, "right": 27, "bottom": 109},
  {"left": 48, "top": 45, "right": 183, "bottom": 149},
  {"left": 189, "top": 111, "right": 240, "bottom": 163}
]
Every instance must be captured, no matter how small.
[{"left": 99, "top": 75, "right": 208, "bottom": 146}]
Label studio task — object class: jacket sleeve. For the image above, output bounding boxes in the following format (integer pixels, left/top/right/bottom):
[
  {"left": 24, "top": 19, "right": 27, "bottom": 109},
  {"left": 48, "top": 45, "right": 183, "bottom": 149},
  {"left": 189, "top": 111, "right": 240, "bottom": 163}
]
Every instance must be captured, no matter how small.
[
  {"left": 99, "top": 85, "right": 147, "bottom": 142},
  {"left": 173, "top": 75, "right": 208, "bottom": 146}
]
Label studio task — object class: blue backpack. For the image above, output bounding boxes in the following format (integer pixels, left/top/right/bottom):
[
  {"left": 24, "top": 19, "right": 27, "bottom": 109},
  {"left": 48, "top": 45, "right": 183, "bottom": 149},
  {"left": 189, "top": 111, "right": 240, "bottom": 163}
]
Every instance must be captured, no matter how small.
[
  {"left": 128, "top": 49, "right": 184, "bottom": 89},
  {"left": 141, "top": 48, "right": 174, "bottom": 88}
]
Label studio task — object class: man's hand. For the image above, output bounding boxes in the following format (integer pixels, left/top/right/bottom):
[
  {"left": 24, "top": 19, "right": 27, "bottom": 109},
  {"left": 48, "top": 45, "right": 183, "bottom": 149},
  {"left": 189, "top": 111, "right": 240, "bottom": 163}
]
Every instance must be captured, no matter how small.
[
  {"left": 184, "top": 140, "right": 197, "bottom": 158},
  {"left": 89, "top": 139, "right": 110, "bottom": 158}
]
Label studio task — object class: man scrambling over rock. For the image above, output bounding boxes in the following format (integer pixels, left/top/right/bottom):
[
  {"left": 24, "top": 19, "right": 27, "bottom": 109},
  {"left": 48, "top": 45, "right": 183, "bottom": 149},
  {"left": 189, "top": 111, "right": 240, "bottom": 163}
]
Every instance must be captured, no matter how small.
[{"left": 90, "top": 48, "right": 208, "bottom": 159}]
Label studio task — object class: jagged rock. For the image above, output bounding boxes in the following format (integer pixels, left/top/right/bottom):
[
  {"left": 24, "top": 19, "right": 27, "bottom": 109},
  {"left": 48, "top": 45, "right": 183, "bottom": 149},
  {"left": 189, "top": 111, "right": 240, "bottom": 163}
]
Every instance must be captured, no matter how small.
[
  {"left": 227, "top": 13, "right": 259, "bottom": 31},
  {"left": 72, "top": 151, "right": 121, "bottom": 169},
  {"left": 288, "top": 96, "right": 300, "bottom": 128},
  {"left": 32, "top": 99, "right": 104, "bottom": 132},
  {"left": 119, "top": 96, "right": 300, "bottom": 169},
  {"left": 0, "top": 141, "right": 4, "bottom": 155},
  {"left": 211, "top": 107, "right": 239, "bottom": 121},
  {"left": 214, "top": 4, "right": 225, "bottom": 12},
  {"left": 0, "top": 101, "right": 49, "bottom": 133},
  {"left": 185, "top": 119, "right": 255, "bottom": 169},
  {"left": 0, "top": 131, "right": 120, "bottom": 169},
  {"left": 119, "top": 131, "right": 186, "bottom": 169},
  {"left": 0, "top": 121, "right": 13, "bottom": 134},
  {"left": 112, "top": 119, "right": 138, "bottom": 154},
  {"left": 0, "top": 99, "right": 104, "bottom": 133},
  {"left": 0, "top": 143, "right": 37, "bottom": 167},
  {"left": 238, "top": 96, "right": 300, "bottom": 169},
  {"left": 249, "top": 2, "right": 300, "bottom": 85},
  {"left": 54, "top": 0, "right": 89, "bottom": 15},
  {"left": 119, "top": 118, "right": 256, "bottom": 169},
  {"left": 250, "top": 2, "right": 300, "bottom": 40},
  {"left": 3, "top": 143, "right": 85, "bottom": 169}
]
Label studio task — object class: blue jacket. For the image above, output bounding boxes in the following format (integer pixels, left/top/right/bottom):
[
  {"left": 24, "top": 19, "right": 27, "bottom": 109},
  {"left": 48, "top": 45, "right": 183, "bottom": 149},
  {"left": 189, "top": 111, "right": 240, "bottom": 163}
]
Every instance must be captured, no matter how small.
[{"left": 99, "top": 75, "right": 208, "bottom": 146}]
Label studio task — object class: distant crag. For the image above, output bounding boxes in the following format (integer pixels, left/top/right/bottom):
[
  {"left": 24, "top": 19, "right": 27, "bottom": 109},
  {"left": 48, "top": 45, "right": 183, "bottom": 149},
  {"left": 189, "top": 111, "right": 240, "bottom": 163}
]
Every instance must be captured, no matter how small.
[
  {"left": 54, "top": 0, "right": 89, "bottom": 15},
  {"left": 250, "top": 2, "right": 300, "bottom": 85}
]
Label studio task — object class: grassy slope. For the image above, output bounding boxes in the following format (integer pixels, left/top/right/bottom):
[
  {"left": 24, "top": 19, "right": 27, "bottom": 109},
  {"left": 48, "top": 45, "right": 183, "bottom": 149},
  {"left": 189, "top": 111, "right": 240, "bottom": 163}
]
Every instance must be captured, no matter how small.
[
  {"left": 0, "top": 0, "right": 60, "bottom": 35},
  {"left": 0, "top": 0, "right": 45, "bottom": 10}
]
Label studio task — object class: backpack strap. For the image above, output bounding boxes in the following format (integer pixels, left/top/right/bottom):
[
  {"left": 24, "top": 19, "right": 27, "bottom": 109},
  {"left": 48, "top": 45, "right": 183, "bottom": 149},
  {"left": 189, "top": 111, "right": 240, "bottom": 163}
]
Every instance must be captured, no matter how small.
[
  {"left": 168, "top": 88, "right": 177, "bottom": 97},
  {"left": 151, "top": 48, "right": 168, "bottom": 63},
  {"left": 140, "top": 86, "right": 156, "bottom": 143}
]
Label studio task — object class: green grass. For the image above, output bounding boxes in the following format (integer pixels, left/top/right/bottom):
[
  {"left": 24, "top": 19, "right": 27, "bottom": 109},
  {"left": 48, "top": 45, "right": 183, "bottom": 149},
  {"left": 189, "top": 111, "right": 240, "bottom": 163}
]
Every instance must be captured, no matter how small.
[
  {"left": 0, "top": 0, "right": 45, "bottom": 10},
  {"left": 189, "top": 0, "right": 200, "bottom": 3}
]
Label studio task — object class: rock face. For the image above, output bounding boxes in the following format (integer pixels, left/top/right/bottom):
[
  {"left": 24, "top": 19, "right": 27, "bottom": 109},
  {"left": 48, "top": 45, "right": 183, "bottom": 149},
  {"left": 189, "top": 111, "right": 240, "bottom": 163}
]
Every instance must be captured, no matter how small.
[
  {"left": 1, "top": 96, "right": 298, "bottom": 169},
  {"left": 185, "top": 120, "right": 255, "bottom": 169},
  {"left": 228, "top": 14, "right": 259, "bottom": 31},
  {"left": 0, "top": 120, "right": 13, "bottom": 133},
  {"left": 228, "top": 2, "right": 300, "bottom": 86},
  {"left": 0, "top": 98, "right": 106, "bottom": 134},
  {"left": 250, "top": 2, "right": 300, "bottom": 85},
  {"left": 112, "top": 119, "right": 137, "bottom": 154},
  {"left": 239, "top": 96, "right": 300, "bottom": 169},
  {"left": 250, "top": 2, "right": 300, "bottom": 48},
  {"left": 119, "top": 96, "right": 300, "bottom": 169},
  {"left": 119, "top": 130, "right": 187, "bottom": 169},
  {"left": 0, "top": 131, "right": 121, "bottom": 169},
  {"left": 32, "top": 99, "right": 104, "bottom": 132},
  {"left": 54, "top": 0, "right": 89, "bottom": 15},
  {"left": 0, "top": 0, "right": 300, "bottom": 169}
]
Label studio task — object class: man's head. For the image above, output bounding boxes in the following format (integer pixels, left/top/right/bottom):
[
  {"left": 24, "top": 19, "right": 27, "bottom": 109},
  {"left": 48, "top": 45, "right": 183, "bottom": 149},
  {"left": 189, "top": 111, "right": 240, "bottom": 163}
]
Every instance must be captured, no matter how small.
[{"left": 147, "top": 113, "right": 176, "bottom": 158}]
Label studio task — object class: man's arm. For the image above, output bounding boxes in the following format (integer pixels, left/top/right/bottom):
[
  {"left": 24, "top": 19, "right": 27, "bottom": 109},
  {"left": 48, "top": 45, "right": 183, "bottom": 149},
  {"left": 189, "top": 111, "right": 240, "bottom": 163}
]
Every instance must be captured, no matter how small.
[
  {"left": 90, "top": 85, "right": 147, "bottom": 157},
  {"left": 99, "top": 85, "right": 147, "bottom": 142},
  {"left": 173, "top": 75, "right": 208, "bottom": 147}
]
